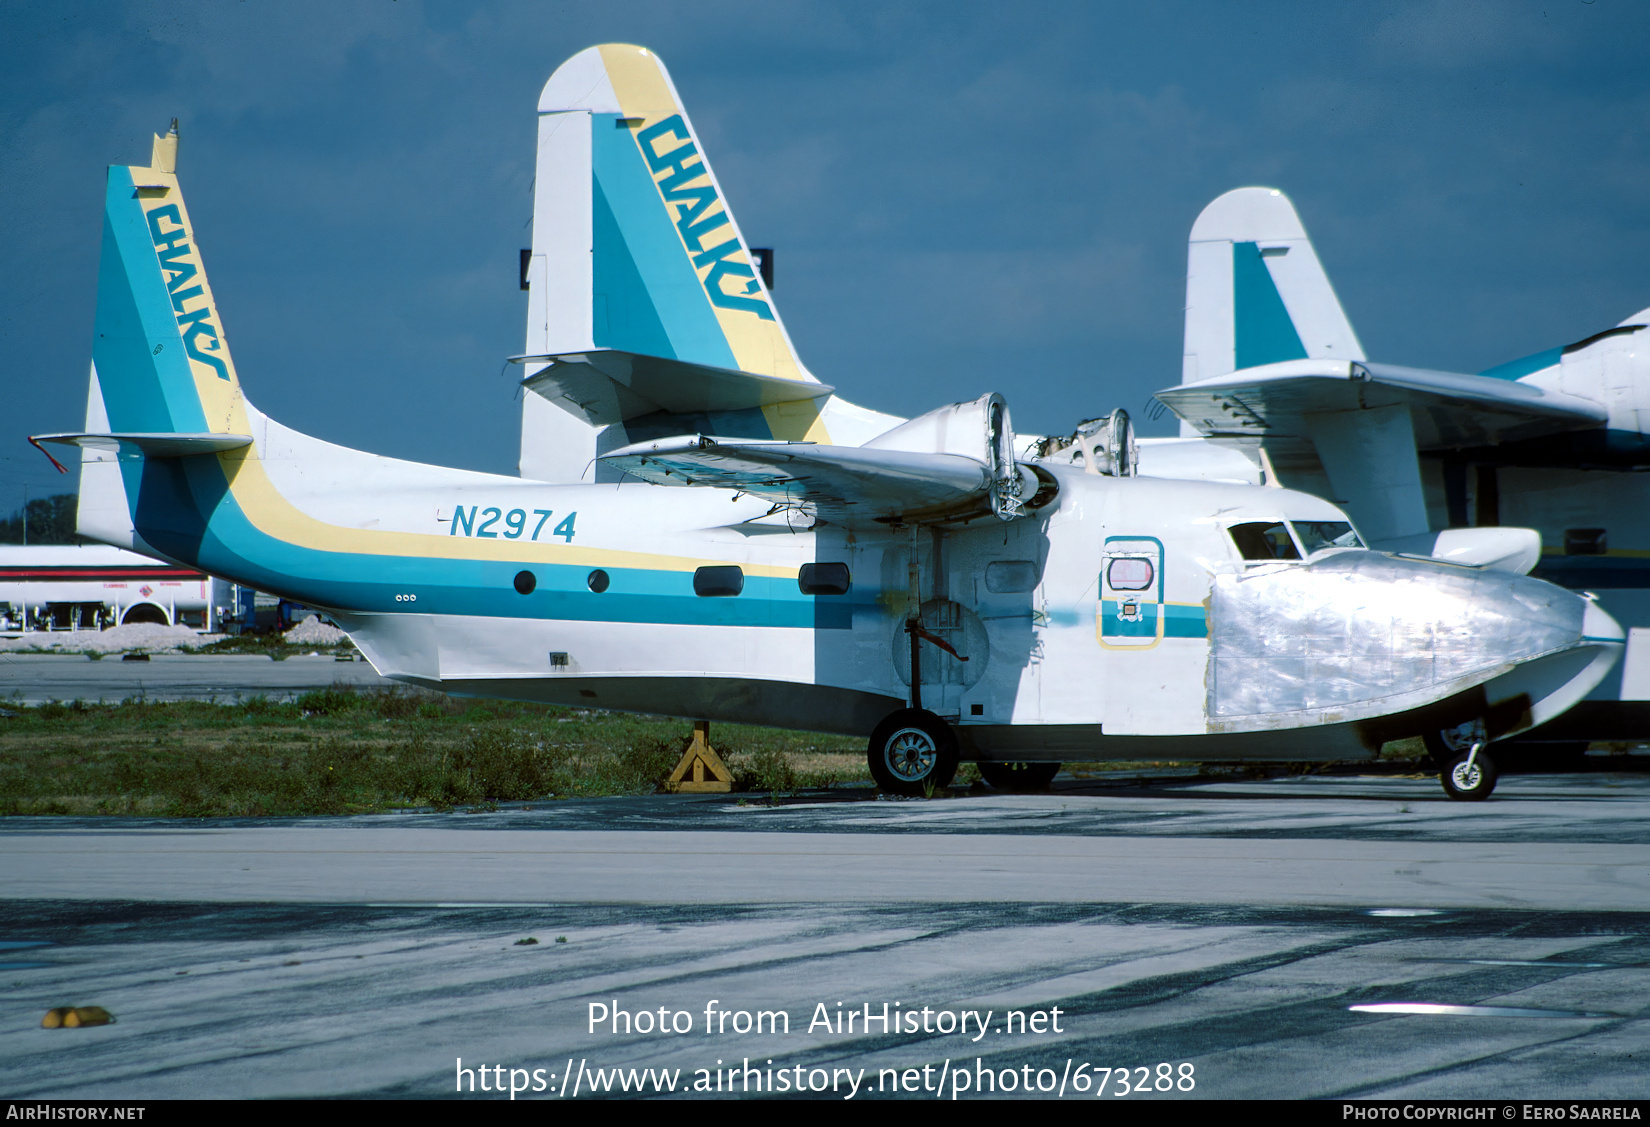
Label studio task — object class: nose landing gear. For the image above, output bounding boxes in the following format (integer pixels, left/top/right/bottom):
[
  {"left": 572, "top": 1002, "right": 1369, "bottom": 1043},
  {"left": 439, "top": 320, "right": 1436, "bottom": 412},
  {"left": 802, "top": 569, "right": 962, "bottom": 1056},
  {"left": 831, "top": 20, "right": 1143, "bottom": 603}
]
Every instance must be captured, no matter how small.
[{"left": 1425, "top": 719, "right": 1498, "bottom": 801}]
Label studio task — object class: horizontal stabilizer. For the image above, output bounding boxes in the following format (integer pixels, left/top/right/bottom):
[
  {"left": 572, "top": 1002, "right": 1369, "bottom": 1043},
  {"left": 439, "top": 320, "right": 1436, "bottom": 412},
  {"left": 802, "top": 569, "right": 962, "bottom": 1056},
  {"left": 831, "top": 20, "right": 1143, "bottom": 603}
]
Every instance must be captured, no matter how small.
[
  {"left": 600, "top": 434, "right": 1024, "bottom": 525},
  {"left": 1156, "top": 359, "right": 1607, "bottom": 452},
  {"left": 515, "top": 350, "right": 832, "bottom": 427},
  {"left": 32, "top": 432, "right": 252, "bottom": 458}
]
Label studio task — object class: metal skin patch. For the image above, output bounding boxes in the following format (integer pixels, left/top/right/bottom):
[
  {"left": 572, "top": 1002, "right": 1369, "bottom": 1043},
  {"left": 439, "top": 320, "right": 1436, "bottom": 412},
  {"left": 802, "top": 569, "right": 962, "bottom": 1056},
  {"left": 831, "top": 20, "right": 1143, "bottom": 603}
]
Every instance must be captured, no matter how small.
[{"left": 1207, "top": 551, "right": 1586, "bottom": 728}]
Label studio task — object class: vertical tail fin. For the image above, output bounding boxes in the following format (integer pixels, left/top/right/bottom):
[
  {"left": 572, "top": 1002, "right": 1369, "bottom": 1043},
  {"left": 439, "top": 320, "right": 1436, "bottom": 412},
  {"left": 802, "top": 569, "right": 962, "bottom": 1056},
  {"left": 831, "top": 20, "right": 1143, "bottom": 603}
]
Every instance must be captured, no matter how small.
[
  {"left": 520, "top": 44, "right": 837, "bottom": 480},
  {"left": 91, "top": 133, "right": 246, "bottom": 437},
  {"left": 1179, "top": 190, "right": 1429, "bottom": 543},
  {"left": 527, "top": 43, "right": 809, "bottom": 380},
  {"left": 69, "top": 125, "right": 254, "bottom": 549},
  {"left": 1182, "top": 187, "right": 1364, "bottom": 386}
]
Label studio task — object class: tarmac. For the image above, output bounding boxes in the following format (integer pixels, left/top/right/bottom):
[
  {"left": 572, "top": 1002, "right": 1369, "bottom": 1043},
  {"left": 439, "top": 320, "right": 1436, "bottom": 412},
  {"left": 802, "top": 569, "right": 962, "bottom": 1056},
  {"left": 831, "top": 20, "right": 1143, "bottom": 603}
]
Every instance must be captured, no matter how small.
[{"left": 4, "top": 773, "right": 1650, "bottom": 1100}]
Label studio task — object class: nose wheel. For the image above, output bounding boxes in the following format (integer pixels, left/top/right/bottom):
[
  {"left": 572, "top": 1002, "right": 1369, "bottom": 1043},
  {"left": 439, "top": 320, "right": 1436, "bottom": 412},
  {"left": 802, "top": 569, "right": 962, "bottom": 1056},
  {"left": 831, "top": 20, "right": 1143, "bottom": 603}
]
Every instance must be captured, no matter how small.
[
  {"left": 1425, "top": 719, "right": 1498, "bottom": 801},
  {"left": 868, "top": 708, "right": 959, "bottom": 796}
]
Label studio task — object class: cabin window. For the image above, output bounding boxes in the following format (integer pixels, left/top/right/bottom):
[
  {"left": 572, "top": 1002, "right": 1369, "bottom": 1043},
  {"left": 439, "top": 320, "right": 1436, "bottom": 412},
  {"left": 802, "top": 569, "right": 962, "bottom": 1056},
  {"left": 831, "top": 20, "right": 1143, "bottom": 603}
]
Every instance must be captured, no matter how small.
[
  {"left": 693, "top": 565, "right": 745, "bottom": 597},
  {"left": 799, "top": 562, "right": 850, "bottom": 595},
  {"left": 513, "top": 570, "right": 537, "bottom": 595},
  {"left": 1105, "top": 557, "right": 1155, "bottom": 591},
  {"left": 985, "top": 560, "right": 1039, "bottom": 593},
  {"left": 1228, "top": 522, "right": 1301, "bottom": 561},
  {"left": 1291, "top": 521, "right": 1362, "bottom": 554},
  {"left": 587, "top": 569, "right": 610, "bottom": 593}
]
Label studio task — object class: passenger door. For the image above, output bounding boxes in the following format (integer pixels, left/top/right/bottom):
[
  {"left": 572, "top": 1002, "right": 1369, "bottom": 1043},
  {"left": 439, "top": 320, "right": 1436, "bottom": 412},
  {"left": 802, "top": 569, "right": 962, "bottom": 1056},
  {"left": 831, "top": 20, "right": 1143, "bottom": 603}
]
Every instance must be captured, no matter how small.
[{"left": 1098, "top": 536, "right": 1165, "bottom": 649}]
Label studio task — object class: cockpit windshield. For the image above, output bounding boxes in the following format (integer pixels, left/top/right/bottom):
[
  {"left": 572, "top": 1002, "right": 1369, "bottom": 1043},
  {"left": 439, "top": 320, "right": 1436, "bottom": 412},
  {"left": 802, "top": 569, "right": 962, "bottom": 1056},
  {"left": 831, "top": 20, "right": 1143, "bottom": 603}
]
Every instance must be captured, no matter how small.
[
  {"left": 1291, "top": 521, "right": 1363, "bottom": 554},
  {"left": 1228, "top": 520, "right": 1364, "bottom": 562},
  {"left": 1229, "top": 522, "right": 1300, "bottom": 561}
]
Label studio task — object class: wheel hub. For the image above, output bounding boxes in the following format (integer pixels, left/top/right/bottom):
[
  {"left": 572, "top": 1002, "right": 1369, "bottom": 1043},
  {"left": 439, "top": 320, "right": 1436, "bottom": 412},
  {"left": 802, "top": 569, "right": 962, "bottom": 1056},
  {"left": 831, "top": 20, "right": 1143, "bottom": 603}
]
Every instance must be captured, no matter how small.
[{"left": 884, "top": 727, "right": 937, "bottom": 781}]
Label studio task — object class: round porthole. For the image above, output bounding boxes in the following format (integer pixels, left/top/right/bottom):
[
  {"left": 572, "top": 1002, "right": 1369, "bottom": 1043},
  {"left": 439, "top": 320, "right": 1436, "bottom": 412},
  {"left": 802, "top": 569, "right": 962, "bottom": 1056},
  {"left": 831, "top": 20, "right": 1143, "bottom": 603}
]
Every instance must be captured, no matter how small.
[
  {"left": 587, "top": 569, "right": 610, "bottom": 593},
  {"left": 514, "top": 570, "right": 536, "bottom": 595}
]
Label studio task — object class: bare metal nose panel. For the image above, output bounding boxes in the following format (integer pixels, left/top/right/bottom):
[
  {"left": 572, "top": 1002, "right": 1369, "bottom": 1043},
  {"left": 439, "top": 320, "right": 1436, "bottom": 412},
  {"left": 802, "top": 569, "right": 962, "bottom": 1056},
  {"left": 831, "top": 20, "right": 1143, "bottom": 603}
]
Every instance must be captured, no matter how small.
[{"left": 1208, "top": 552, "right": 1586, "bottom": 732}]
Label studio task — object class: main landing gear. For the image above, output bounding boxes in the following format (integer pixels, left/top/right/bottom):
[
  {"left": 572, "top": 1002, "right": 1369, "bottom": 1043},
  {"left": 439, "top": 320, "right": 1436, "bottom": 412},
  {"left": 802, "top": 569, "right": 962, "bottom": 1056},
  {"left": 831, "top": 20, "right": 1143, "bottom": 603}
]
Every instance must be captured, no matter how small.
[
  {"left": 1424, "top": 719, "right": 1498, "bottom": 801},
  {"left": 867, "top": 708, "right": 959, "bottom": 796}
]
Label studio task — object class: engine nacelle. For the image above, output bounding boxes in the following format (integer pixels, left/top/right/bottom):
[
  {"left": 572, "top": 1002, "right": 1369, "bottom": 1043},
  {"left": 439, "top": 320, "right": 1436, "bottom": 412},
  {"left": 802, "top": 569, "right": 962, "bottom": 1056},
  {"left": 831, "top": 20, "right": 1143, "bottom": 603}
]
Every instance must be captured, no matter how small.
[{"left": 865, "top": 392, "right": 1025, "bottom": 518}]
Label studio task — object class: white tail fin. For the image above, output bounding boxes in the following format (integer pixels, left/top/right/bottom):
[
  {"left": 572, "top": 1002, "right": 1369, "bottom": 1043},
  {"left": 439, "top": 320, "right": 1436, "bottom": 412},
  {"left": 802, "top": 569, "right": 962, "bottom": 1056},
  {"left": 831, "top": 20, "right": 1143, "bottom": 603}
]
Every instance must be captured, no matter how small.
[{"left": 1182, "top": 188, "right": 1364, "bottom": 387}]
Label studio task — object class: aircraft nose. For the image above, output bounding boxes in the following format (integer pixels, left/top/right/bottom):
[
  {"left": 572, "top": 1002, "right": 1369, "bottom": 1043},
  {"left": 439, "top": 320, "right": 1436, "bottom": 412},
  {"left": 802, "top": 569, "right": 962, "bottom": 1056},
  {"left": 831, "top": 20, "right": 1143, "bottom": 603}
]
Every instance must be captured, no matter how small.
[
  {"left": 1582, "top": 597, "right": 1625, "bottom": 647},
  {"left": 1206, "top": 552, "right": 1610, "bottom": 732}
]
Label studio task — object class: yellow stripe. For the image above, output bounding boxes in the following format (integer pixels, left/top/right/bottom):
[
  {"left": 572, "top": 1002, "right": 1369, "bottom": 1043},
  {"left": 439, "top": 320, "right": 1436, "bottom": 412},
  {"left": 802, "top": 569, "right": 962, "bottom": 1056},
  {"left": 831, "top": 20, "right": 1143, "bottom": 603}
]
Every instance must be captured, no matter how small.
[{"left": 216, "top": 444, "right": 799, "bottom": 577}]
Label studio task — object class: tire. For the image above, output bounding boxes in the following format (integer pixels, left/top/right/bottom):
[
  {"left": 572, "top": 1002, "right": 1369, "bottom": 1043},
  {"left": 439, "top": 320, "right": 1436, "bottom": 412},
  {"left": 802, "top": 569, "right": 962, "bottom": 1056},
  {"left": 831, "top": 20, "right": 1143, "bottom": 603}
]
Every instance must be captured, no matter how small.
[
  {"left": 1439, "top": 747, "right": 1498, "bottom": 801},
  {"left": 978, "top": 761, "right": 1060, "bottom": 792},
  {"left": 867, "top": 709, "right": 959, "bottom": 796}
]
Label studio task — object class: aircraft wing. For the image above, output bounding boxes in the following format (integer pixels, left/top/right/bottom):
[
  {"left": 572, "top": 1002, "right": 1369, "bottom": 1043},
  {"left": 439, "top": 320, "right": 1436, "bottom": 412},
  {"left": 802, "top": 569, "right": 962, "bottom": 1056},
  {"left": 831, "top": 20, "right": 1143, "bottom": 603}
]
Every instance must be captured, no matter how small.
[
  {"left": 513, "top": 349, "right": 832, "bottom": 427},
  {"left": 1155, "top": 359, "right": 1607, "bottom": 454},
  {"left": 600, "top": 434, "right": 1003, "bottom": 524}
]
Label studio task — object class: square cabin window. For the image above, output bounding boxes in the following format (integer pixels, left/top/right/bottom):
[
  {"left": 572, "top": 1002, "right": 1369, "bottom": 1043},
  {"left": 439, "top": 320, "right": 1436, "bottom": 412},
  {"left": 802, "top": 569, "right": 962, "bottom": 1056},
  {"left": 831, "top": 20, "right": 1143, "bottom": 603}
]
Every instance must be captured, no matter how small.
[{"left": 799, "top": 562, "right": 851, "bottom": 595}]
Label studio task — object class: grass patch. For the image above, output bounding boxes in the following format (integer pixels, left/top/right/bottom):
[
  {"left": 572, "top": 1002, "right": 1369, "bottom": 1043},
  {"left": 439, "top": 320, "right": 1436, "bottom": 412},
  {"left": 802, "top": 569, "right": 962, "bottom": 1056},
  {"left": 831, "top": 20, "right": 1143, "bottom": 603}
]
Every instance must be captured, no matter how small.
[{"left": 0, "top": 686, "right": 865, "bottom": 817}]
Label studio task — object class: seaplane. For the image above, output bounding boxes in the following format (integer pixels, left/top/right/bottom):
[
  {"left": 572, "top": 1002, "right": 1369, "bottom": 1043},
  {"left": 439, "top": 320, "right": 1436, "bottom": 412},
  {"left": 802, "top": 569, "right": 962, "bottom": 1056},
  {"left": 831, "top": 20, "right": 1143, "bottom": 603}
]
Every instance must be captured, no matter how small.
[{"left": 32, "top": 45, "right": 1624, "bottom": 800}]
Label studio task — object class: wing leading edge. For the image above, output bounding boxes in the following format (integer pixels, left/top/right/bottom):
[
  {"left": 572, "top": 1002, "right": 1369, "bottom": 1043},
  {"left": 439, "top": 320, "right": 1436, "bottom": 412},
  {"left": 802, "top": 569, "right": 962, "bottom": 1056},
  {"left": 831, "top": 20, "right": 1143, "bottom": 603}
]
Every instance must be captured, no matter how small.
[
  {"left": 1156, "top": 359, "right": 1607, "bottom": 452},
  {"left": 600, "top": 434, "right": 1044, "bottom": 525}
]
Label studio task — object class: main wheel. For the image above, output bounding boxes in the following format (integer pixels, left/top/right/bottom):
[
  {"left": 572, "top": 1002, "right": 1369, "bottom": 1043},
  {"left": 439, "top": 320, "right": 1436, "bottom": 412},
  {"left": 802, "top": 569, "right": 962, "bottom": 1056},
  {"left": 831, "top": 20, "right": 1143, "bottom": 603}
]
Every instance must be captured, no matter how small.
[
  {"left": 1440, "top": 747, "right": 1498, "bottom": 801},
  {"left": 868, "top": 709, "right": 959, "bottom": 796},
  {"left": 978, "top": 761, "right": 1060, "bottom": 792}
]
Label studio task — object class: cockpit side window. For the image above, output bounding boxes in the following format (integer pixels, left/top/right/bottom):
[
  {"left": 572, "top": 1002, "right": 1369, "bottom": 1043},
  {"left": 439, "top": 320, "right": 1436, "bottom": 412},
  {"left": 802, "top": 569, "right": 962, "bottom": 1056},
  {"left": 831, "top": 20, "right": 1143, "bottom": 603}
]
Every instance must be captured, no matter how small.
[
  {"left": 1291, "top": 521, "right": 1363, "bottom": 554},
  {"left": 1228, "top": 521, "right": 1301, "bottom": 561}
]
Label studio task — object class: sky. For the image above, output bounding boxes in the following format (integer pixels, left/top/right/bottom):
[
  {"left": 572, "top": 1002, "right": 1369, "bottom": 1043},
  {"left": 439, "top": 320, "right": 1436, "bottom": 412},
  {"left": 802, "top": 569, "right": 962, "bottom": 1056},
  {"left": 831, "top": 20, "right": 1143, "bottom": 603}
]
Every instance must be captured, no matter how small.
[{"left": 4, "top": 0, "right": 1649, "bottom": 508}]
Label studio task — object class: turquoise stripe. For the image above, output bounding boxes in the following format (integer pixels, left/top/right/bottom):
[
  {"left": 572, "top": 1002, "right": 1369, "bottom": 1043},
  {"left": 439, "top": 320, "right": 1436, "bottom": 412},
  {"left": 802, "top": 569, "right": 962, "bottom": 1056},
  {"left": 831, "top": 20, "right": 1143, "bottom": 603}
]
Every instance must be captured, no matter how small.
[
  {"left": 1233, "top": 242, "right": 1307, "bottom": 370},
  {"left": 1099, "top": 601, "right": 1208, "bottom": 639},
  {"left": 591, "top": 115, "right": 738, "bottom": 369},
  {"left": 1480, "top": 347, "right": 1562, "bottom": 382},
  {"left": 1165, "top": 603, "right": 1209, "bottom": 639},
  {"left": 591, "top": 175, "right": 676, "bottom": 359}
]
